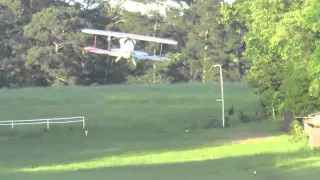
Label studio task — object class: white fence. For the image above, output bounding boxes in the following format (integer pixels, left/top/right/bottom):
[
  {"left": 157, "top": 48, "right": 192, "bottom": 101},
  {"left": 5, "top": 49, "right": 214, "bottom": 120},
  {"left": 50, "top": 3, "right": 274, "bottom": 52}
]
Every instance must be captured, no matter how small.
[{"left": 0, "top": 116, "right": 85, "bottom": 130}]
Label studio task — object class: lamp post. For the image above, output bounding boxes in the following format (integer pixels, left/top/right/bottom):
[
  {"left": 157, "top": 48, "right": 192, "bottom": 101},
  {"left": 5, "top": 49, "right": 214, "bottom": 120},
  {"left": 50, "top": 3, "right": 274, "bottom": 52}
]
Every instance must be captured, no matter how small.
[{"left": 209, "top": 64, "right": 225, "bottom": 128}]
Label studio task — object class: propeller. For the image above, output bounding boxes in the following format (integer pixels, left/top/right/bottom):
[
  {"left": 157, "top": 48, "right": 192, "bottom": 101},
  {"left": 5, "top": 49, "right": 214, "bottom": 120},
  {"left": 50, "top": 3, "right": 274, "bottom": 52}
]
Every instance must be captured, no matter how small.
[
  {"left": 115, "top": 55, "right": 122, "bottom": 63},
  {"left": 114, "top": 52, "right": 137, "bottom": 67},
  {"left": 129, "top": 56, "right": 137, "bottom": 67}
]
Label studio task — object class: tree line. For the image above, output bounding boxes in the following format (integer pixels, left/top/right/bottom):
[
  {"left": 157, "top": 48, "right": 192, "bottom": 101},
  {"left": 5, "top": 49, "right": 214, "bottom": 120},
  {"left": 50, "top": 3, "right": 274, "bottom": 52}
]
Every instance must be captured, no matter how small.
[{"left": 0, "top": 0, "right": 319, "bottom": 117}]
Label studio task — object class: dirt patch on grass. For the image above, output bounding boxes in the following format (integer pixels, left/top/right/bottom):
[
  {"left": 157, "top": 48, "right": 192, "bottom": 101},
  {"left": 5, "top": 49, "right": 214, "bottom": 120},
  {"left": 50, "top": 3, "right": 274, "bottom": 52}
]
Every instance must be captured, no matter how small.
[{"left": 223, "top": 132, "right": 275, "bottom": 144}]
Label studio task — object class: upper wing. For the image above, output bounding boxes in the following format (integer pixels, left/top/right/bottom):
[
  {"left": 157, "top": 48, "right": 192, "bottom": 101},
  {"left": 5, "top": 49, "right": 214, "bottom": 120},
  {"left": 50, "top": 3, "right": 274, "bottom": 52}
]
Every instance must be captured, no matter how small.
[
  {"left": 132, "top": 54, "right": 170, "bottom": 61},
  {"left": 82, "top": 29, "right": 178, "bottom": 45},
  {"left": 84, "top": 47, "right": 130, "bottom": 57}
]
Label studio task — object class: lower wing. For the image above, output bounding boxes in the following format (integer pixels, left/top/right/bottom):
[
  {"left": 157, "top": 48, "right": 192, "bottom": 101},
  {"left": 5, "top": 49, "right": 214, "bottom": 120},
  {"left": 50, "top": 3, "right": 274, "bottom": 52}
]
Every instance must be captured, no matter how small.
[
  {"left": 84, "top": 47, "right": 169, "bottom": 61},
  {"left": 84, "top": 47, "right": 129, "bottom": 57},
  {"left": 132, "top": 54, "right": 170, "bottom": 61},
  {"left": 111, "top": 48, "right": 149, "bottom": 56}
]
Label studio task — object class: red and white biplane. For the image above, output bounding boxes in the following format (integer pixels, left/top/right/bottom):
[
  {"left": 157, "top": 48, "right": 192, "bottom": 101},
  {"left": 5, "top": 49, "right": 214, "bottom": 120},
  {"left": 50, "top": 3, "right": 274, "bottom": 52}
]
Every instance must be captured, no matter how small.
[{"left": 81, "top": 28, "right": 178, "bottom": 66}]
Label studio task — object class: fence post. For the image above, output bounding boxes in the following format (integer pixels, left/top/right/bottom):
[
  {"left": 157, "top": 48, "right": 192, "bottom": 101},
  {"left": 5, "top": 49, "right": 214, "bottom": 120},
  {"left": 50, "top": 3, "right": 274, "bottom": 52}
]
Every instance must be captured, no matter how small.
[
  {"left": 11, "top": 121, "right": 13, "bottom": 130},
  {"left": 82, "top": 117, "right": 85, "bottom": 128},
  {"left": 47, "top": 119, "right": 49, "bottom": 130}
]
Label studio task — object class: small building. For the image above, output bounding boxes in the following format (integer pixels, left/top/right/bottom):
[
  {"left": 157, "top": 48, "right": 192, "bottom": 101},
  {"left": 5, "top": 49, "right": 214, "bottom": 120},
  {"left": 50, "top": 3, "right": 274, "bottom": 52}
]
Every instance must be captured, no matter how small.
[
  {"left": 303, "top": 112, "right": 320, "bottom": 148},
  {"left": 308, "top": 112, "right": 320, "bottom": 118}
]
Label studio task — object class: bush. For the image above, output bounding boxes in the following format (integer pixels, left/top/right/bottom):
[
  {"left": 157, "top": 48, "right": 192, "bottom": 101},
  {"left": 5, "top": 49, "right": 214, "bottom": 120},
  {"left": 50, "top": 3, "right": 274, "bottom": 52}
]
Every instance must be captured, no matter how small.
[
  {"left": 228, "top": 105, "right": 235, "bottom": 116},
  {"left": 203, "top": 116, "right": 223, "bottom": 129},
  {"left": 282, "top": 109, "right": 295, "bottom": 132},
  {"left": 225, "top": 116, "right": 230, "bottom": 127},
  {"left": 239, "top": 110, "right": 251, "bottom": 123},
  {"left": 289, "top": 119, "right": 308, "bottom": 145}
]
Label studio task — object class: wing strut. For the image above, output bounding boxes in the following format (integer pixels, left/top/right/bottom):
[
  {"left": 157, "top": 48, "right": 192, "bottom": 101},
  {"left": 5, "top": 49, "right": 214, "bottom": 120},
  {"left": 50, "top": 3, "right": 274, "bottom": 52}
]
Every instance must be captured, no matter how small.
[
  {"left": 160, "top": 44, "right": 163, "bottom": 55},
  {"left": 107, "top": 36, "right": 111, "bottom": 50}
]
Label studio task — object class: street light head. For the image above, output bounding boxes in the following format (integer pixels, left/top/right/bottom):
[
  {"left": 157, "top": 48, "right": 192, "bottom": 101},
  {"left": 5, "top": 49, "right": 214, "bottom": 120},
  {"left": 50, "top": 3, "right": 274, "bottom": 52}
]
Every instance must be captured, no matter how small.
[{"left": 209, "top": 64, "right": 221, "bottom": 71}]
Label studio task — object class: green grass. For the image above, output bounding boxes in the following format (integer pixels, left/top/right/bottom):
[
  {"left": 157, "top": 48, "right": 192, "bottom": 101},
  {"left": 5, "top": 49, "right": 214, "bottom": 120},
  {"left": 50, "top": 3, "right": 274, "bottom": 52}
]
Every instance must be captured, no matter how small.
[{"left": 0, "top": 82, "right": 319, "bottom": 180}]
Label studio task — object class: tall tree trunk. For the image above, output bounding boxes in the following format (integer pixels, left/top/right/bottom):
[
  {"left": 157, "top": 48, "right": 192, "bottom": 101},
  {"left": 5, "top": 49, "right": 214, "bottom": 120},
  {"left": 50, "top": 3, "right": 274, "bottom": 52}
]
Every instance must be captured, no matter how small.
[
  {"left": 202, "top": 56, "right": 206, "bottom": 83},
  {"left": 202, "top": 30, "right": 209, "bottom": 83},
  {"left": 152, "top": 2, "right": 159, "bottom": 84},
  {"left": 202, "top": 45, "right": 208, "bottom": 83}
]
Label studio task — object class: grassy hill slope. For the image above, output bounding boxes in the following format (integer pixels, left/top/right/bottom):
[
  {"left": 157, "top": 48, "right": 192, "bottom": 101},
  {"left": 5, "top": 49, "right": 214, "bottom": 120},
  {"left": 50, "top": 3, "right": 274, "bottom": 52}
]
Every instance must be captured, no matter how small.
[{"left": 0, "top": 83, "right": 319, "bottom": 180}]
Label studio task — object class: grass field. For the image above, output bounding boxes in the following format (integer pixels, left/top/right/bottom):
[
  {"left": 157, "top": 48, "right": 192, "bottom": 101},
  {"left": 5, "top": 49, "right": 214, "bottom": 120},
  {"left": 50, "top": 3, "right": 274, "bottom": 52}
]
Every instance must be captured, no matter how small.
[{"left": 0, "top": 83, "right": 319, "bottom": 180}]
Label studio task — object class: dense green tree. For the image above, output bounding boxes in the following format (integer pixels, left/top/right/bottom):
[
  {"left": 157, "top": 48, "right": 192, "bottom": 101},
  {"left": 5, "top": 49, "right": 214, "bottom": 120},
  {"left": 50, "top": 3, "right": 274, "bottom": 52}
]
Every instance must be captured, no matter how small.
[
  {"left": 24, "top": 6, "right": 91, "bottom": 85},
  {"left": 178, "top": 0, "right": 245, "bottom": 83},
  {"left": 221, "top": 0, "right": 320, "bottom": 116}
]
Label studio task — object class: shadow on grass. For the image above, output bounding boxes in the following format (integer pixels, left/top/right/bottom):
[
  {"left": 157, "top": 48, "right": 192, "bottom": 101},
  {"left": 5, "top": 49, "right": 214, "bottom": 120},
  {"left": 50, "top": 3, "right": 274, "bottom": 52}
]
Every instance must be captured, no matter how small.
[
  {"left": 0, "top": 123, "right": 286, "bottom": 170},
  {"left": 1, "top": 149, "right": 320, "bottom": 180}
]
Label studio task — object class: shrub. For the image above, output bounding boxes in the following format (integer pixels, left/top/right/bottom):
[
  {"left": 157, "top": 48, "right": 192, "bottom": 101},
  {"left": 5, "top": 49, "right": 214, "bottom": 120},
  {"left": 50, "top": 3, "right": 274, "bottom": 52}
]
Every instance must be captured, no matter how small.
[
  {"left": 239, "top": 110, "right": 251, "bottom": 123},
  {"left": 282, "top": 109, "right": 295, "bottom": 132},
  {"left": 203, "top": 116, "right": 222, "bottom": 129},
  {"left": 228, "top": 105, "right": 235, "bottom": 116},
  {"left": 225, "top": 116, "right": 230, "bottom": 127},
  {"left": 289, "top": 119, "right": 308, "bottom": 145}
]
